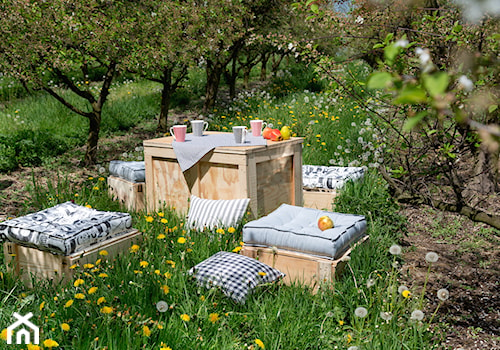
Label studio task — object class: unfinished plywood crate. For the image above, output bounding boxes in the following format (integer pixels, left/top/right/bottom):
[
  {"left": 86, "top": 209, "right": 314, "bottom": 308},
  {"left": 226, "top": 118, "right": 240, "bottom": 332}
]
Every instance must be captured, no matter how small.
[
  {"left": 241, "top": 236, "right": 368, "bottom": 290},
  {"left": 302, "top": 188, "right": 337, "bottom": 211},
  {"left": 143, "top": 132, "right": 303, "bottom": 218},
  {"left": 3, "top": 229, "right": 142, "bottom": 287},
  {"left": 108, "top": 175, "right": 145, "bottom": 211}
]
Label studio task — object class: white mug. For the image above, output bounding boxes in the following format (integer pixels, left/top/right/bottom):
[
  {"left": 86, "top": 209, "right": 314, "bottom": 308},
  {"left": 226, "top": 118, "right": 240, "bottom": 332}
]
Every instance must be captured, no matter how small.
[
  {"left": 233, "top": 126, "right": 248, "bottom": 144},
  {"left": 191, "top": 120, "right": 209, "bottom": 137},
  {"left": 250, "top": 120, "right": 267, "bottom": 137}
]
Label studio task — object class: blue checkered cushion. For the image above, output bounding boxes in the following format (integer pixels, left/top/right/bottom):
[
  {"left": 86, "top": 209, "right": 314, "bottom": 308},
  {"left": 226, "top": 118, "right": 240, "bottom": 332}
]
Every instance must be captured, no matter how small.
[{"left": 188, "top": 251, "right": 285, "bottom": 303}]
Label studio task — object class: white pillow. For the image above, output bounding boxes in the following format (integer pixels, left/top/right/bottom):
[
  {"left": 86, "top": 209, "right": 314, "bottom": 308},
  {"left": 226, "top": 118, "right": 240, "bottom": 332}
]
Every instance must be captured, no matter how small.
[
  {"left": 186, "top": 195, "right": 250, "bottom": 231},
  {"left": 188, "top": 251, "right": 285, "bottom": 303}
]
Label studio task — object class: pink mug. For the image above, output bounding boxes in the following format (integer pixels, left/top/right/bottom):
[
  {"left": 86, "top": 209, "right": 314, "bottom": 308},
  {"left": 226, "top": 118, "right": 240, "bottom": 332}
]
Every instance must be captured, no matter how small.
[
  {"left": 170, "top": 125, "right": 187, "bottom": 142},
  {"left": 250, "top": 120, "right": 267, "bottom": 137}
]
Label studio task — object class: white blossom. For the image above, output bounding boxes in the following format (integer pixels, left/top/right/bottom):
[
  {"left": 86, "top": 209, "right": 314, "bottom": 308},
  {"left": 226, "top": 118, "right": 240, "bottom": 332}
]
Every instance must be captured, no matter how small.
[{"left": 457, "top": 75, "right": 474, "bottom": 92}]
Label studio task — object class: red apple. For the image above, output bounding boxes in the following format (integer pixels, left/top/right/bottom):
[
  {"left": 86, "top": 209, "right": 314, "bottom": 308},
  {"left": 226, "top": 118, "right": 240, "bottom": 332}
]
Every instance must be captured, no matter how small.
[
  {"left": 262, "top": 127, "right": 273, "bottom": 140},
  {"left": 318, "top": 215, "right": 334, "bottom": 231},
  {"left": 269, "top": 129, "right": 283, "bottom": 141}
]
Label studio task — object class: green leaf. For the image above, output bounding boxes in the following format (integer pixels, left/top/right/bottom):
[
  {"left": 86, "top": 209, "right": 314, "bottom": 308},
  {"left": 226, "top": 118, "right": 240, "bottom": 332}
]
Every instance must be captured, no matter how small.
[
  {"left": 367, "top": 72, "right": 392, "bottom": 90},
  {"left": 384, "top": 44, "right": 399, "bottom": 65},
  {"left": 488, "top": 104, "right": 498, "bottom": 113},
  {"left": 310, "top": 3, "right": 319, "bottom": 13},
  {"left": 403, "top": 111, "right": 428, "bottom": 131},
  {"left": 423, "top": 72, "right": 449, "bottom": 97},
  {"left": 393, "top": 86, "right": 427, "bottom": 104},
  {"left": 373, "top": 43, "right": 384, "bottom": 49}
]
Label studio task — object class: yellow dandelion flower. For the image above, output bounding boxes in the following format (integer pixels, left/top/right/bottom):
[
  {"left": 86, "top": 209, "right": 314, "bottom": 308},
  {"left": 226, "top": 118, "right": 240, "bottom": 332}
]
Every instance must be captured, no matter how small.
[
  {"left": 53, "top": 296, "right": 58, "bottom": 301},
  {"left": 200, "top": 295, "right": 205, "bottom": 301},
  {"left": 27, "top": 344, "right": 41, "bottom": 350},
  {"left": 164, "top": 271, "right": 172, "bottom": 279},
  {"left": 177, "top": 237, "right": 186, "bottom": 244},
  {"left": 98, "top": 272, "right": 109, "bottom": 278},
  {"left": 339, "top": 320, "right": 345, "bottom": 326},
  {"left": 166, "top": 260, "right": 176, "bottom": 268},
  {"left": 145, "top": 216, "right": 154, "bottom": 223},
  {"left": 134, "top": 270, "right": 143, "bottom": 274},
  {"left": 347, "top": 333, "right": 353, "bottom": 343},
  {"left": 130, "top": 244, "right": 140, "bottom": 253},
  {"left": 75, "top": 293, "right": 85, "bottom": 299},
  {"left": 98, "top": 177, "right": 105, "bottom": 181},
  {"left": 39, "top": 301, "right": 45, "bottom": 311},
  {"left": 1, "top": 329, "right": 9, "bottom": 341},
  {"left": 83, "top": 263, "right": 95, "bottom": 269},
  {"left": 158, "top": 212, "right": 164, "bottom": 217},
  {"left": 161, "top": 218, "right": 168, "bottom": 224},
  {"left": 228, "top": 227, "right": 236, "bottom": 234},
  {"left": 209, "top": 313, "right": 220, "bottom": 323},
  {"left": 74, "top": 193, "right": 79, "bottom": 197},
  {"left": 88, "top": 287, "right": 98, "bottom": 294},
  {"left": 88, "top": 176, "right": 94, "bottom": 180},
  {"left": 97, "top": 297, "right": 106, "bottom": 305},
  {"left": 69, "top": 264, "right": 78, "bottom": 270},
  {"left": 157, "top": 323, "right": 164, "bottom": 330},
  {"left": 143, "top": 325, "right": 151, "bottom": 337},
  {"left": 160, "top": 343, "right": 172, "bottom": 350},
  {"left": 61, "top": 323, "right": 70, "bottom": 331},
  {"left": 93, "top": 186, "right": 99, "bottom": 190},
  {"left": 161, "top": 285, "right": 170, "bottom": 294},
  {"left": 402, "top": 290, "right": 411, "bottom": 299},
  {"left": 154, "top": 269, "right": 161, "bottom": 275},
  {"left": 85, "top": 204, "right": 92, "bottom": 208},
  {"left": 74, "top": 278, "right": 84, "bottom": 287},
  {"left": 99, "top": 250, "right": 108, "bottom": 256},
  {"left": 50, "top": 312, "right": 55, "bottom": 317},
  {"left": 140, "top": 261, "right": 149, "bottom": 268},
  {"left": 255, "top": 339, "right": 265, "bottom": 349},
  {"left": 64, "top": 299, "right": 74, "bottom": 308},
  {"left": 157, "top": 233, "right": 166, "bottom": 239},
  {"left": 95, "top": 259, "right": 102, "bottom": 266},
  {"left": 216, "top": 228, "right": 225, "bottom": 234},
  {"left": 180, "top": 314, "right": 190, "bottom": 322},
  {"left": 100, "top": 306, "right": 113, "bottom": 314},
  {"left": 43, "top": 339, "right": 59, "bottom": 348},
  {"left": 186, "top": 248, "right": 193, "bottom": 252}
]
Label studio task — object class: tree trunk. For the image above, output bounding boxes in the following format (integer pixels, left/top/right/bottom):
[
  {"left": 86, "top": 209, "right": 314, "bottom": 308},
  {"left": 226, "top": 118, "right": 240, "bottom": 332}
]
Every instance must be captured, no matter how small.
[
  {"left": 157, "top": 68, "right": 172, "bottom": 133},
  {"left": 203, "top": 59, "right": 224, "bottom": 114},
  {"left": 243, "top": 66, "right": 251, "bottom": 89},
  {"left": 260, "top": 52, "right": 269, "bottom": 81},
  {"left": 228, "top": 55, "right": 237, "bottom": 100},
  {"left": 83, "top": 112, "right": 101, "bottom": 166}
]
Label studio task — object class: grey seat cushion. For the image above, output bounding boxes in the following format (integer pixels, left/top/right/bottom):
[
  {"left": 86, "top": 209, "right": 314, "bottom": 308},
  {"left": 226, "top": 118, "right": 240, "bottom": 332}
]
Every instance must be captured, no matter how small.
[
  {"left": 109, "top": 160, "right": 145, "bottom": 183},
  {"left": 243, "top": 204, "right": 367, "bottom": 260},
  {"left": 302, "top": 165, "right": 365, "bottom": 190},
  {"left": 0, "top": 201, "right": 132, "bottom": 255}
]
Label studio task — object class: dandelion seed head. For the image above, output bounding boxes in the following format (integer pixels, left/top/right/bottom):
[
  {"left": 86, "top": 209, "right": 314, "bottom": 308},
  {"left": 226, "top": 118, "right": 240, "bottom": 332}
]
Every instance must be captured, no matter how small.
[
  {"left": 354, "top": 306, "right": 368, "bottom": 318},
  {"left": 366, "top": 278, "right": 376, "bottom": 288},
  {"left": 410, "top": 309, "right": 424, "bottom": 321},
  {"left": 437, "top": 288, "right": 450, "bottom": 301},
  {"left": 389, "top": 244, "right": 402, "bottom": 255},
  {"left": 380, "top": 311, "right": 393, "bottom": 321},
  {"left": 156, "top": 301, "right": 169, "bottom": 312},
  {"left": 425, "top": 252, "right": 439, "bottom": 263}
]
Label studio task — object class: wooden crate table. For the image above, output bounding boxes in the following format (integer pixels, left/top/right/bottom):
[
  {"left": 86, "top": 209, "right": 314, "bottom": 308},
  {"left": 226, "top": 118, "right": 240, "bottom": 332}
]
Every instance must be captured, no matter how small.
[
  {"left": 143, "top": 132, "right": 303, "bottom": 218},
  {"left": 3, "top": 229, "right": 142, "bottom": 287}
]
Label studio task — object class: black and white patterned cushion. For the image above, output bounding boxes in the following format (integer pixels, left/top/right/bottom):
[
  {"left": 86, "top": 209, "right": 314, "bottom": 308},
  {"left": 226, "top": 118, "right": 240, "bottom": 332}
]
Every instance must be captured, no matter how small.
[
  {"left": 188, "top": 251, "right": 285, "bottom": 303},
  {"left": 302, "top": 165, "right": 365, "bottom": 190},
  {"left": 0, "top": 201, "right": 132, "bottom": 255},
  {"left": 186, "top": 195, "right": 250, "bottom": 231},
  {"left": 109, "top": 160, "right": 145, "bottom": 183}
]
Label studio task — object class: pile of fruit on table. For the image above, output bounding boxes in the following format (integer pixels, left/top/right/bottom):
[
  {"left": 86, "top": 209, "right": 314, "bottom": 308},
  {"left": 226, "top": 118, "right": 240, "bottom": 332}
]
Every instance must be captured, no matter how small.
[{"left": 262, "top": 126, "right": 291, "bottom": 141}]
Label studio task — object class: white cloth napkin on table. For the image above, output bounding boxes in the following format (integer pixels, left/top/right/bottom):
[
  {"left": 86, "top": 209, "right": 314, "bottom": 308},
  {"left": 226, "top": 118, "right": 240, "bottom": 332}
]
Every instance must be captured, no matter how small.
[{"left": 172, "top": 133, "right": 267, "bottom": 172}]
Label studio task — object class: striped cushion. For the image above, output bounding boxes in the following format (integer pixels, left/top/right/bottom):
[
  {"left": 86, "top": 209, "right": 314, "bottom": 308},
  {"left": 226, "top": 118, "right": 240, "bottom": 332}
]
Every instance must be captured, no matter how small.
[{"left": 186, "top": 195, "right": 250, "bottom": 231}]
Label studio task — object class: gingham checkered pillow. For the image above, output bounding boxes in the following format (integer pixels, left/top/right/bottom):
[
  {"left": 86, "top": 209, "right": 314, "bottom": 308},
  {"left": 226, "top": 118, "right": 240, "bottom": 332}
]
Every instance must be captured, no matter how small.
[{"left": 188, "top": 251, "right": 285, "bottom": 303}]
